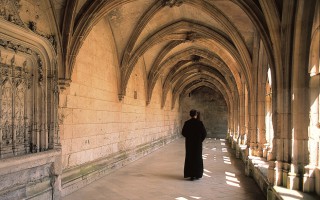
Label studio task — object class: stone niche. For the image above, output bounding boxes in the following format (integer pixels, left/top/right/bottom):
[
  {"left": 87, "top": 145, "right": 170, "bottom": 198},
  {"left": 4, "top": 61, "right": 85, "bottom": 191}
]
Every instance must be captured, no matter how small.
[
  {"left": 0, "top": 16, "right": 61, "bottom": 199},
  {"left": 180, "top": 86, "right": 228, "bottom": 138}
]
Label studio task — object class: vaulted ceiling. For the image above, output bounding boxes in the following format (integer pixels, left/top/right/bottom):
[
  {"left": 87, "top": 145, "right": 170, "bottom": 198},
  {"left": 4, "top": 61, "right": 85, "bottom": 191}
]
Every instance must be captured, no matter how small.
[{"left": 51, "top": 0, "right": 277, "bottom": 107}]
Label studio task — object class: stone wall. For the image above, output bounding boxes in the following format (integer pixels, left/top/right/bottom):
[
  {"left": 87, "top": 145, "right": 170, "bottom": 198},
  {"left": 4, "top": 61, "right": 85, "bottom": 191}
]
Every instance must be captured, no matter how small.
[
  {"left": 0, "top": 150, "right": 61, "bottom": 200},
  {"left": 180, "top": 86, "right": 228, "bottom": 138},
  {"left": 59, "top": 19, "right": 181, "bottom": 196}
]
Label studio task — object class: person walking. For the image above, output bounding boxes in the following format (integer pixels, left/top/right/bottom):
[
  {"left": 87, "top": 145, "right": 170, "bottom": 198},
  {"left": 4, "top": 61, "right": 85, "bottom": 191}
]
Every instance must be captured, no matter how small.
[{"left": 182, "top": 109, "right": 207, "bottom": 180}]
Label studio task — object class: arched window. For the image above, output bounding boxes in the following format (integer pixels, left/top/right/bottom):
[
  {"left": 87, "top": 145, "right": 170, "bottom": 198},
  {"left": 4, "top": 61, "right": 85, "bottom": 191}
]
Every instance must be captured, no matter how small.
[{"left": 265, "top": 67, "right": 273, "bottom": 148}]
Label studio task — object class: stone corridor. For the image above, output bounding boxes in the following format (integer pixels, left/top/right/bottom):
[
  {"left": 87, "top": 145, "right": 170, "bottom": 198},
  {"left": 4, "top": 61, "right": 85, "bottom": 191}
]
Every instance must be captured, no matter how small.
[
  {"left": 0, "top": 1, "right": 319, "bottom": 199},
  {"left": 64, "top": 138, "right": 265, "bottom": 200}
]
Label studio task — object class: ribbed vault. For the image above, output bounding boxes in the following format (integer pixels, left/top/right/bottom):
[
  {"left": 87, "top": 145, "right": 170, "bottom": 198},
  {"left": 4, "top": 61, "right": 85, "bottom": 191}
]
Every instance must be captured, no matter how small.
[
  {"left": 59, "top": 0, "right": 267, "bottom": 110},
  {"left": 1, "top": 0, "right": 320, "bottom": 198}
]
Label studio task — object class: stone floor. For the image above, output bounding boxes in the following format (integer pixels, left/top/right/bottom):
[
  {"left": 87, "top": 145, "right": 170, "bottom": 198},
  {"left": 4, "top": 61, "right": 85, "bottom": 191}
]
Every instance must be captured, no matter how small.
[{"left": 64, "top": 138, "right": 265, "bottom": 200}]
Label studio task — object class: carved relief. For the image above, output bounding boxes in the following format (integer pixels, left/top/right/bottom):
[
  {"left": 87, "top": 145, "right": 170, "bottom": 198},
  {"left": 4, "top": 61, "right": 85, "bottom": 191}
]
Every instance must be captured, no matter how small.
[
  {"left": 0, "top": 39, "right": 32, "bottom": 54},
  {"left": 0, "top": 37, "right": 55, "bottom": 158},
  {"left": 0, "top": 54, "right": 31, "bottom": 157},
  {"left": 163, "top": 0, "right": 184, "bottom": 7},
  {"left": 0, "top": 0, "right": 25, "bottom": 27},
  {"left": 0, "top": 0, "right": 57, "bottom": 50},
  {"left": 28, "top": 21, "right": 57, "bottom": 51},
  {"left": 36, "top": 53, "right": 43, "bottom": 85}
]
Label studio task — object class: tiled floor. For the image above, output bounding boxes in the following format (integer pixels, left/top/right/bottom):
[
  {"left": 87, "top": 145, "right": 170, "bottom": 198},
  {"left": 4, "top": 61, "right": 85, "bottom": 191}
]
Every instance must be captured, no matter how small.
[{"left": 64, "top": 138, "right": 265, "bottom": 200}]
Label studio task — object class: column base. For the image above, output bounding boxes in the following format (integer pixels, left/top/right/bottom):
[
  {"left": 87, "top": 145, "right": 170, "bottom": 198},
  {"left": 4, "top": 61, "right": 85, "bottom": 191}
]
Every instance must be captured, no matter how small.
[
  {"left": 303, "top": 166, "right": 316, "bottom": 192},
  {"left": 268, "top": 161, "right": 275, "bottom": 185},
  {"left": 282, "top": 162, "right": 290, "bottom": 188},
  {"left": 287, "top": 172, "right": 301, "bottom": 190}
]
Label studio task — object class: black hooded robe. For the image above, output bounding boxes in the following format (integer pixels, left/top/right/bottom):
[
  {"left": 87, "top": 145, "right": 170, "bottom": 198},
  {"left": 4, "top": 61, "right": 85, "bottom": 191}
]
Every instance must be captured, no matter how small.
[{"left": 182, "top": 118, "right": 207, "bottom": 179}]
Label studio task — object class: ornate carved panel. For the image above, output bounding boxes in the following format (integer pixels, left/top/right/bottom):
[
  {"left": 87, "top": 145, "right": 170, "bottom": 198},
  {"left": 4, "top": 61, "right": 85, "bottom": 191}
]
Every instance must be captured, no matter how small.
[
  {"left": 163, "top": 0, "right": 184, "bottom": 7},
  {"left": 0, "top": 0, "right": 25, "bottom": 27},
  {"left": 0, "top": 55, "right": 32, "bottom": 157},
  {"left": 0, "top": 20, "right": 59, "bottom": 159}
]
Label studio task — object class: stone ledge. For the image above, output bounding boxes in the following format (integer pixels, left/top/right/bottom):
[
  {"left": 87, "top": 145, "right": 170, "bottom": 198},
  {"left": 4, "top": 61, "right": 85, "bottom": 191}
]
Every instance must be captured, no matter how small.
[
  {"left": 245, "top": 154, "right": 319, "bottom": 200},
  {"left": 0, "top": 149, "right": 62, "bottom": 200},
  {"left": 62, "top": 134, "right": 179, "bottom": 197},
  {"left": 0, "top": 149, "right": 61, "bottom": 175},
  {"left": 247, "top": 158, "right": 319, "bottom": 200},
  {"left": 231, "top": 140, "right": 319, "bottom": 200},
  {"left": 269, "top": 186, "right": 319, "bottom": 200}
]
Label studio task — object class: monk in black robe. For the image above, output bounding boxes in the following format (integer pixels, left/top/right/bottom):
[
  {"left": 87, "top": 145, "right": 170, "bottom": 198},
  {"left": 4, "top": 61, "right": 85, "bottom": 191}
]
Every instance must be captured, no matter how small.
[{"left": 182, "top": 109, "right": 207, "bottom": 180}]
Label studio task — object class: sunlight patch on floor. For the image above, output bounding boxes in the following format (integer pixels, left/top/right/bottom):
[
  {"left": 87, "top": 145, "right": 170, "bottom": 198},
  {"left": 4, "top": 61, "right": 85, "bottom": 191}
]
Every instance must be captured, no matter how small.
[
  {"left": 226, "top": 181, "right": 240, "bottom": 187},
  {"left": 175, "top": 196, "right": 202, "bottom": 200},
  {"left": 175, "top": 197, "right": 188, "bottom": 200},
  {"left": 225, "top": 172, "right": 235, "bottom": 177},
  {"left": 225, "top": 171, "right": 241, "bottom": 188},
  {"left": 222, "top": 148, "right": 228, "bottom": 152},
  {"left": 226, "top": 176, "right": 240, "bottom": 183},
  {"left": 223, "top": 156, "right": 231, "bottom": 164}
]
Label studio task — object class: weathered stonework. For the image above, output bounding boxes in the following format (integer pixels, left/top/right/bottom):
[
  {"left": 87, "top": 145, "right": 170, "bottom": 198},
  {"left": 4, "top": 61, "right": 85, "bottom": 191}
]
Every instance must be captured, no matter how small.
[
  {"left": 0, "top": 6, "right": 60, "bottom": 198},
  {"left": 0, "top": 0, "right": 319, "bottom": 199},
  {"left": 181, "top": 86, "right": 228, "bottom": 138},
  {"left": 59, "top": 20, "right": 181, "bottom": 195}
]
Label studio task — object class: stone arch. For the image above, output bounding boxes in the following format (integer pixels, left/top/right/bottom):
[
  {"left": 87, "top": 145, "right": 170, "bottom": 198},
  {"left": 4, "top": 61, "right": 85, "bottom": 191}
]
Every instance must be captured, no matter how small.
[
  {"left": 171, "top": 73, "right": 233, "bottom": 110},
  {"left": 181, "top": 81, "right": 232, "bottom": 113},
  {"left": 121, "top": 21, "right": 247, "bottom": 101},
  {"left": 118, "top": 0, "right": 252, "bottom": 73},
  {"left": 146, "top": 44, "right": 242, "bottom": 106},
  {"left": 61, "top": 0, "right": 254, "bottom": 102},
  {"left": 161, "top": 63, "right": 237, "bottom": 109}
]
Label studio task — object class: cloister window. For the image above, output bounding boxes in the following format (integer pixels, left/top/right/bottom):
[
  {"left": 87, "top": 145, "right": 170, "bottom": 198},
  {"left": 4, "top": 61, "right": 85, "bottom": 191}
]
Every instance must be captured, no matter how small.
[{"left": 265, "top": 67, "right": 273, "bottom": 147}]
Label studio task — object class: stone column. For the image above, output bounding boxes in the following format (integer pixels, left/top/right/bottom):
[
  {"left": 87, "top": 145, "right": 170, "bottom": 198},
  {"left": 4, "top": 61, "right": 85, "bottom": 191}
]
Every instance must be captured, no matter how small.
[
  {"left": 232, "top": 93, "right": 239, "bottom": 150},
  {"left": 227, "top": 103, "right": 233, "bottom": 141},
  {"left": 0, "top": 53, "right": 2, "bottom": 158},
  {"left": 288, "top": 0, "right": 317, "bottom": 190},
  {"left": 244, "top": 86, "right": 249, "bottom": 145},
  {"left": 239, "top": 82, "right": 246, "bottom": 146},
  {"left": 248, "top": 31, "right": 260, "bottom": 156},
  {"left": 257, "top": 41, "right": 268, "bottom": 158}
]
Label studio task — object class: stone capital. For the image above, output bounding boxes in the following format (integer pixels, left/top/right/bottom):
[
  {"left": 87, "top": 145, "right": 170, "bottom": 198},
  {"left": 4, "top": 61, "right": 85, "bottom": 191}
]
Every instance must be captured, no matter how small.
[{"left": 58, "top": 78, "right": 71, "bottom": 91}]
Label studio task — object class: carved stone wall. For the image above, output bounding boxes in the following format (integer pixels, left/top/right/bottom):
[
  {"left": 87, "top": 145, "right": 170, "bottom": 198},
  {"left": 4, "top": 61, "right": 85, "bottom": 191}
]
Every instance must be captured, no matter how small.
[
  {"left": 0, "top": 38, "right": 58, "bottom": 158},
  {"left": 0, "top": 52, "right": 32, "bottom": 158},
  {"left": 0, "top": 6, "right": 61, "bottom": 198}
]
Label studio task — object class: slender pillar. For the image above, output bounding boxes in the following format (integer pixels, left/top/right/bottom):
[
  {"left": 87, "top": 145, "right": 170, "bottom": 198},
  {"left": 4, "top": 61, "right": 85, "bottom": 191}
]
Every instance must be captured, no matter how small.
[
  {"left": 289, "top": 0, "right": 317, "bottom": 190},
  {"left": 239, "top": 81, "right": 246, "bottom": 145},
  {"left": 257, "top": 42, "right": 268, "bottom": 157},
  {"left": 11, "top": 56, "right": 17, "bottom": 156},
  {"left": 0, "top": 52, "right": 2, "bottom": 158}
]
